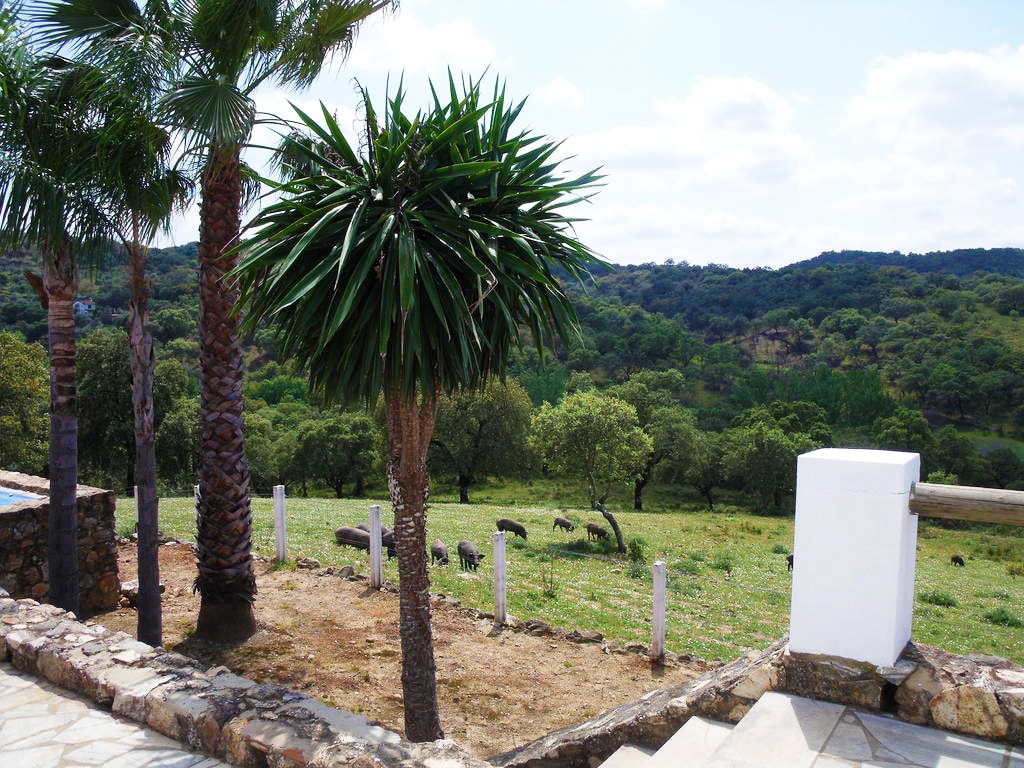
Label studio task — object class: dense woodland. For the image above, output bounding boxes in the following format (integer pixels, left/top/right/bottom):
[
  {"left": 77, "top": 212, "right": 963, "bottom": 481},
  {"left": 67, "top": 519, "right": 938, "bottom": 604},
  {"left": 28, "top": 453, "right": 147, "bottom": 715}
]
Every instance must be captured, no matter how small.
[{"left": 6, "top": 245, "right": 1024, "bottom": 509}]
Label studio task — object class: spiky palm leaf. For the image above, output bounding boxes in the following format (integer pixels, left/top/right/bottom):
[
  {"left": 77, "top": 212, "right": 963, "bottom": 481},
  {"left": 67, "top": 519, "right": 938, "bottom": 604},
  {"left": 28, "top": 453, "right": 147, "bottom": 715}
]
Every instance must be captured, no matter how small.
[{"left": 238, "top": 74, "right": 603, "bottom": 403}]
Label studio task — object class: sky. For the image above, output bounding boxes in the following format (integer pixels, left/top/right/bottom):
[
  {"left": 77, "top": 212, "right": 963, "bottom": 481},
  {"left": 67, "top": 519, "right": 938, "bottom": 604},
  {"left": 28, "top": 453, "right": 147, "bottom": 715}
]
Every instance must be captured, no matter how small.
[{"left": 165, "top": 1, "right": 1024, "bottom": 269}]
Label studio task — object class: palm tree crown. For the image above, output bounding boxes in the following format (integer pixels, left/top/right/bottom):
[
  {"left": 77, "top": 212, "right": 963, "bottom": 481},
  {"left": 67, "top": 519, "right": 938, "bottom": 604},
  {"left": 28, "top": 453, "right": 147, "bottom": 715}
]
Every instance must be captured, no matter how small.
[{"left": 237, "top": 75, "right": 604, "bottom": 403}]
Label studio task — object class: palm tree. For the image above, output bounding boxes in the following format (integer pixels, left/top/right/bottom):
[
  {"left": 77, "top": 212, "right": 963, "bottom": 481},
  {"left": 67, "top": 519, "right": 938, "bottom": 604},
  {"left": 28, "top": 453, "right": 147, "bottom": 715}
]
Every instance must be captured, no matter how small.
[
  {"left": 153, "top": 0, "right": 393, "bottom": 641},
  {"left": 0, "top": 10, "right": 114, "bottom": 615},
  {"left": 235, "top": 75, "right": 602, "bottom": 741},
  {"left": 35, "top": 0, "right": 193, "bottom": 645}
]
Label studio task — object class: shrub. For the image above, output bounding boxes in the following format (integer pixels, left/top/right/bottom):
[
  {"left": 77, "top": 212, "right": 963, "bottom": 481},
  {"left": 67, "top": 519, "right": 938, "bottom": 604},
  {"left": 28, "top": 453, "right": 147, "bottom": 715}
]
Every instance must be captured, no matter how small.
[
  {"left": 628, "top": 561, "right": 649, "bottom": 580},
  {"left": 918, "top": 591, "right": 957, "bottom": 608},
  {"left": 673, "top": 559, "right": 702, "bottom": 576},
  {"left": 711, "top": 551, "right": 736, "bottom": 572},
  {"left": 771, "top": 543, "right": 789, "bottom": 555},
  {"left": 627, "top": 537, "right": 648, "bottom": 564},
  {"left": 983, "top": 608, "right": 1023, "bottom": 628}
]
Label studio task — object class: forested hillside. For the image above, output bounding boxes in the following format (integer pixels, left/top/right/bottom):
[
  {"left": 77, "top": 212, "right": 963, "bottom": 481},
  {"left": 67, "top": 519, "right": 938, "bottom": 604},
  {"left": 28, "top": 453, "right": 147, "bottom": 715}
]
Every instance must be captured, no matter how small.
[{"left": 5, "top": 244, "right": 1024, "bottom": 504}]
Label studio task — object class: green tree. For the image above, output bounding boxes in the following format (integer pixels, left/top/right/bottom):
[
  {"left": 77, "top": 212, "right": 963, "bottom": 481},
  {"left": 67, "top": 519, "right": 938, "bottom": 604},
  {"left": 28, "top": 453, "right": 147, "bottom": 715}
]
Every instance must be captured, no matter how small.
[
  {"left": 531, "top": 391, "right": 652, "bottom": 510},
  {"left": 0, "top": 331, "right": 47, "bottom": 472},
  {"left": 722, "top": 422, "right": 817, "bottom": 514},
  {"left": 430, "top": 381, "right": 533, "bottom": 504},
  {"left": 295, "top": 412, "right": 379, "bottom": 498},
  {"left": 78, "top": 329, "right": 133, "bottom": 489},
  {"left": 235, "top": 77, "right": 601, "bottom": 741}
]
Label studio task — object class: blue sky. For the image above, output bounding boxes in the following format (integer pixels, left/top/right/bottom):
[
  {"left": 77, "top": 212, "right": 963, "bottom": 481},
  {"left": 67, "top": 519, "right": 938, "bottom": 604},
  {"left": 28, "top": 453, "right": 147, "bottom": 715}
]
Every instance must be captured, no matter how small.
[{"left": 168, "top": 1, "right": 1024, "bottom": 268}]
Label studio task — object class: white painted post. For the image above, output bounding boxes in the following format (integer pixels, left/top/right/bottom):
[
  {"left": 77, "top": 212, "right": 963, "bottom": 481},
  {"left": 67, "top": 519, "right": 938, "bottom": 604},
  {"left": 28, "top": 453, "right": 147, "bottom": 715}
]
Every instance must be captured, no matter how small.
[
  {"left": 789, "top": 448, "right": 920, "bottom": 667},
  {"left": 492, "top": 531, "right": 507, "bottom": 625},
  {"left": 273, "top": 485, "right": 287, "bottom": 562},
  {"left": 193, "top": 484, "right": 200, "bottom": 529},
  {"left": 651, "top": 560, "right": 667, "bottom": 661},
  {"left": 133, "top": 485, "right": 138, "bottom": 499},
  {"left": 369, "top": 504, "right": 383, "bottom": 589}
]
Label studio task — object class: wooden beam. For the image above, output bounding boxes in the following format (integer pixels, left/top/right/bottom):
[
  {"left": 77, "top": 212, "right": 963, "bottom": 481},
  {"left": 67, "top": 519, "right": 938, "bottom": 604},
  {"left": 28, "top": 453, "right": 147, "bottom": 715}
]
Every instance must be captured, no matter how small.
[{"left": 909, "top": 482, "right": 1024, "bottom": 526}]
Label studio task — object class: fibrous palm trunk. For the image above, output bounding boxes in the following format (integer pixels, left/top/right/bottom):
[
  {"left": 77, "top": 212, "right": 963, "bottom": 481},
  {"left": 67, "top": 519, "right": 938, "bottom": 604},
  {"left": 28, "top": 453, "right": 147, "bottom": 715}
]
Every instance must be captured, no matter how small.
[
  {"left": 385, "top": 388, "right": 443, "bottom": 742},
  {"left": 127, "top": 213, "right": 161, "bottom": 646},
  {"left": 194, "top": 145, "right": 256, "bottom": 641},
  {"left": 44, "top": 240, "right": 80, "bottom": 615}
]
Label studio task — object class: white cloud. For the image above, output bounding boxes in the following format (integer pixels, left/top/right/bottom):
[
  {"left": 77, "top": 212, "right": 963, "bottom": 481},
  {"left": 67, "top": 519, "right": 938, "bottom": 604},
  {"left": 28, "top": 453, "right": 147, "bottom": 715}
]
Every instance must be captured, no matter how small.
[
  {"left": 343, "top": 9, "right": 500, "bottom": 78},
  {"left": 567, "top": 76, "right": 814, "bottom": 193},
  {"left": 535, "top": 77, "right": 584, "bottom": 111},
  {"left": 848, "top": 46, "right": 1024, "bottom": 150}
]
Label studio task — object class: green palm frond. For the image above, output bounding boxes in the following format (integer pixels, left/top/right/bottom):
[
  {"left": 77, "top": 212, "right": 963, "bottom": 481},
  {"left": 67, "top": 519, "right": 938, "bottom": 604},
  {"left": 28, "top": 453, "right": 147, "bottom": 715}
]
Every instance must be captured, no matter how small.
[
  {"left": 235, "top": 74, "right": 605, "bottom": 406},
  {"left": 161, "top": 75, "right": 256, "bottom": 144}
]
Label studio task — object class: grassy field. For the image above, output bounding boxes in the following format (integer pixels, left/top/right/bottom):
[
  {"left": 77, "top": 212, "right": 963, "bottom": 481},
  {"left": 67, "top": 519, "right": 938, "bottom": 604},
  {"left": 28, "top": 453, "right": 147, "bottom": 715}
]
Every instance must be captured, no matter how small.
[{"left": 118, "top": 486, "right": 1024, "bottom": 665}]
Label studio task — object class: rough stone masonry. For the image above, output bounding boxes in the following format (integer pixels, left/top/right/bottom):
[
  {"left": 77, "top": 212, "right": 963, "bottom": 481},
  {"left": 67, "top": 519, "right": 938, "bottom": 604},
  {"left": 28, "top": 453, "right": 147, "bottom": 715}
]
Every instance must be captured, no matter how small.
[{"left": 0, "top": 470, "right": 119, "bottom": 616}]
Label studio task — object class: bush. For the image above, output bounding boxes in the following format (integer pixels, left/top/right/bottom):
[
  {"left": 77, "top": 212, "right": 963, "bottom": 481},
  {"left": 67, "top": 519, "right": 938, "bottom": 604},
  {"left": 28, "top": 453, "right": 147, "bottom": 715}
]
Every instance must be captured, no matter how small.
[
  {"left": 918, "top": 591, "right": 957, "bottom": 608},
  {"left": 771, "top": 543, "right": 789, "bottom": 555},
  {"left": 710, "top": 551, "right": 736, "bottom": 572},
  {"left": 672, "top": 559, "right": 702, "bottom": 576},
  {"left": 627, "top": 561, "right": 649, "bottom": 580},
  {"left": 983, "top": 608, "right": 1023, "bottom": 628},
  {"left": 627, "top": 537, "right": 648, "bottom": 564}
]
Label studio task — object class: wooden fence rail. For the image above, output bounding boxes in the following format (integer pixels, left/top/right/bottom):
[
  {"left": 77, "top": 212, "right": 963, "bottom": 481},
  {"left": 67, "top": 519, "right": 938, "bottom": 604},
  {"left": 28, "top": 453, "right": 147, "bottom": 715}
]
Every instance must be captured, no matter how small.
[{"left": 909, "top": 482, "right": 1024, "bottom": 526}]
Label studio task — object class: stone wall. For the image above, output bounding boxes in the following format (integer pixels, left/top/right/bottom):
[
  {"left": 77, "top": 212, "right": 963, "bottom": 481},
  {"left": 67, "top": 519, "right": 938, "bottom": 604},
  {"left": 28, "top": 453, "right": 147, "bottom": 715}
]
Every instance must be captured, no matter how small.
[
  {"left": 0, "top": 470, "right": 119, "bottom": 616},
  {"left": 494, "top": 638, "right": 1024, "bottom": 768},
  {"left": 0, "top": 591, "right": 489, "bottom": 768}
]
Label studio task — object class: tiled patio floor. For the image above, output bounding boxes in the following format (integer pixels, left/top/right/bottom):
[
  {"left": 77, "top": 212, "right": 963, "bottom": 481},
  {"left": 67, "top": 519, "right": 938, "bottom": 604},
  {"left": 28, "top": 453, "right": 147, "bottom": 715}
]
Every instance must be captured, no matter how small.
[{"left": 0, "top": 662, "right": 228, "bottom": 768}]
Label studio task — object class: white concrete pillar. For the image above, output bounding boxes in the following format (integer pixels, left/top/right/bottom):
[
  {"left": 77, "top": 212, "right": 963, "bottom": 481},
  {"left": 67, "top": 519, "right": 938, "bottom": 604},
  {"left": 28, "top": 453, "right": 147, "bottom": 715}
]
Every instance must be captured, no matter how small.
[
  {"left": 369, "top": 504, "right": 383, "bottom": 589},
  {"left": 492, "top": 531, "right": 507, "bottom": 625},
  {"left": 651, "top": 560, "right": 667, "bottom": 661},
  {"left": 273, "top": 485, "right": 287, "bottom": 562},
  {"left": 790, "top": 448, "right": 920, "bottom": 667}
]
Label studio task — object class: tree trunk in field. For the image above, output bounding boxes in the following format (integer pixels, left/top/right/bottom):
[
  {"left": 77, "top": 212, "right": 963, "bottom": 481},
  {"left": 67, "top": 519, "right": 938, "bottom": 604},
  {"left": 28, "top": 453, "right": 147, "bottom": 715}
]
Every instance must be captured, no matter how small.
[
  {"left": 44, "top": 241, "right": 80, "bottom": 615},
  {"left": 595, "top": 502, "right": 626, "bottom": 554},
  {"left": 127, "top": 216, "right": 161, "bottom": 646},
  {"left": 385, "top": 389, "right": 443, "bottom": 742},
  {"left": 194, "top": 145, "right": 256, "bottom": 641},
  {"left": 458, "top": 474, "right": 471, "bottom": 504}
]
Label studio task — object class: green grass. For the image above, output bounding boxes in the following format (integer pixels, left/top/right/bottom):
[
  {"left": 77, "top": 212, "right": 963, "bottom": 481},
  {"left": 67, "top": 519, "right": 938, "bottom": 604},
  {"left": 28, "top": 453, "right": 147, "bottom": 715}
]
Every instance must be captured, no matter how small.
[{"left": 119, "top": 488, "right": 1024, "bottom": 664}]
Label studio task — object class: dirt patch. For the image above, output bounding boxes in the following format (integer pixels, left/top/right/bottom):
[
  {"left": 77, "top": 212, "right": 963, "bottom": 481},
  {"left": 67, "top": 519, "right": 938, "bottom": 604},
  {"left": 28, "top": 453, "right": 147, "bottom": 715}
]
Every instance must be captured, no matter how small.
[{"left": 97, "top": 543, "right": 706, "bottom": 758}]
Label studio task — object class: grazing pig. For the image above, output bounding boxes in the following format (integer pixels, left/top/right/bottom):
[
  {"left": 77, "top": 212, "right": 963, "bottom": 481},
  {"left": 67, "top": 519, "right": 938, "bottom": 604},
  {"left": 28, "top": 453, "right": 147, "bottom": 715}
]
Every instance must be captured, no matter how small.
[
  {"left": 457, "top": 540, "right": 485, "bottom": 571},
  {"left": 553, "top": 516, "right": 575, "bottom": 533},
  {"left": 431, "top": 540, "right": 450, "bottom": 566},
  {"left": 496, "top": 518, "right": 528, "bottom": 540},
  {"left": 586, "top": 522, "right": 609, "bottom": 542},
  {"left": 335, "top": 525, "right": 395, "bottom": 559},
  {"left": 786, "top": 553, "right": 794, "bottom": 572},
  {"left": 951, "top": 554, "right": 966, "bottom": 567}
]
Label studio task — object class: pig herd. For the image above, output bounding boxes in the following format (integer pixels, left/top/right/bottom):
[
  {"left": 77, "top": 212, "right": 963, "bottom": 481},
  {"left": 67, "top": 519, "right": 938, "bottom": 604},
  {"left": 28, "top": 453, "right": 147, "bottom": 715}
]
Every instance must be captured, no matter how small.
[{"left": 335, "top": 514, "right": 609, "bottom": 571}]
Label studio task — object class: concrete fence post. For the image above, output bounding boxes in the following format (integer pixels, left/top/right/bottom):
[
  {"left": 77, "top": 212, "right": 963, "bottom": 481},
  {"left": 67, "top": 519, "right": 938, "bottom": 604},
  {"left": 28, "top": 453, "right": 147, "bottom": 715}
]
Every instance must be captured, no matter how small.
[
  {"left": 369, "top": 504, "right": 383, "bottom": 589},
  {"left": 193, "top": 484, "right": 200, "bottom": 530},
  {"left": 789, "top": 448, "right": 920, "bottom": 667},
  {"left": 492, "top": 531, "right": 507, "bottom": 625},
  {"left": 133, "top": 485, "right": 138, "bottom": 500},
  {"left": 651, "top": 560, "right": 667, "bottom": 661},
  {"left": 273, "top": 485, "right": 287, "bottom": 562}
]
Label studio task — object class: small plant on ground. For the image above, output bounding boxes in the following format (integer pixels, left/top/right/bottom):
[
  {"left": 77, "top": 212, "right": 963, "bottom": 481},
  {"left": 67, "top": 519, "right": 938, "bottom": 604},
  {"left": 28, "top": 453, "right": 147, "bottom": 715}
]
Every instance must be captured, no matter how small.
[
  {"left": 1008, "top": 563, "right": 1024, "bottom": 578},
  {"left": 993, "top": 590, "right": 1011, "bottom": 600},
  {"left": 710, "top": 551, "right": 736, "bottom": 572},
  {"left": 627, "top": 537, "right": 649, "bottom": 579},
  {"left": 918, "top": 590, "right": 957, "bottom": 608},
  {"left": 673, "top": 559, "right": 702, "bottom": 576},
  {"left": 771, "top": 543, "right": 789, "bottom": 554},
  {"left": 983, "top": 608, "right": 1023, "bottom": 628}
]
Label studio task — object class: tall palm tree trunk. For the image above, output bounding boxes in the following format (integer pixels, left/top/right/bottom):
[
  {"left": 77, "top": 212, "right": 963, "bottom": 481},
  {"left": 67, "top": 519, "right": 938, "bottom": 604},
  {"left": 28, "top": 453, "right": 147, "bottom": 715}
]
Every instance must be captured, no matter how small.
[
  {"left": 194, "top": 145, "right": 256, "bottom": 641},
  {"left": 44, "top": 240, "right": 80, "bottom": 615},
  {"left": 385, "top": 388, "right": 443, "bottom": 742},
  {"left": 127, "top": 213, "right": 161, "bottom": 646}
]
